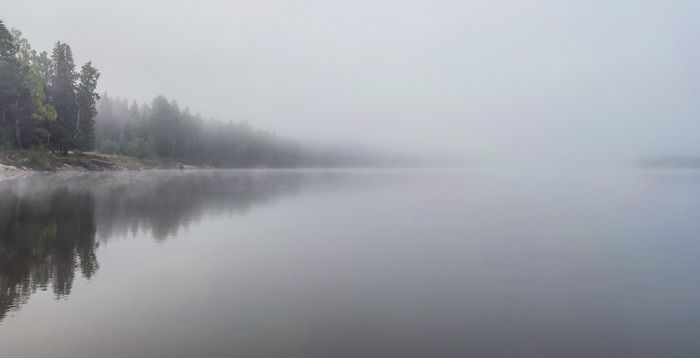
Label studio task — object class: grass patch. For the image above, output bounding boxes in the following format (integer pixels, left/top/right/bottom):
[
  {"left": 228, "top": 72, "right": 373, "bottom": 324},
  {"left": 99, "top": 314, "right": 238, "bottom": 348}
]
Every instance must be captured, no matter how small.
[{"left": 0, "top": 149, "right": 59, "bottom": 171}]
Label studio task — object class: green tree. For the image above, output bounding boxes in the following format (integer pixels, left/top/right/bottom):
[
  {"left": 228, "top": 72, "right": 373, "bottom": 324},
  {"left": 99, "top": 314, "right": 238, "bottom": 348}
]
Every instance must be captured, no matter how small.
[
  {"left": 76, "top": 61, "right": 100, "bottom": 151},
  {"left": 148, "top": 96, "right": 181, "bottom": 158},
  {"left": 11, "top": 29, "right": 56, "bottom": 148},
  {"left": 0, "top": 20, "right": 29, "bottom": 148},
  {"left": 48, "top": 41, "right": 78, "bottom": 155}
]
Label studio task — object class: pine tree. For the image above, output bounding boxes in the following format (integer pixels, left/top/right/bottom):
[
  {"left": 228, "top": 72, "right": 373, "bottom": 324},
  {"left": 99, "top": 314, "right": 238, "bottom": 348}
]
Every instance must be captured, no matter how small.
[
  {"left": 11, "top": 29, "right": 56, "bottom": 148},
  {"left": 0, "top": 21, "right": 36, "bottom": 149},
  {"left": 48, "top": 42, "right": 78, "bottom": 155},
  {"left": 76, "top": 62, "right": 100, "bottom": 152}
]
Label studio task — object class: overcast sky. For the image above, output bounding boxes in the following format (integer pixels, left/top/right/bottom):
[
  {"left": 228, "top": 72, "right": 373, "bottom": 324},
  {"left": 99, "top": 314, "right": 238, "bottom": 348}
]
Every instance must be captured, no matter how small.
[{"left": 4, "top": 0, "right": 699, "bottom": 165}]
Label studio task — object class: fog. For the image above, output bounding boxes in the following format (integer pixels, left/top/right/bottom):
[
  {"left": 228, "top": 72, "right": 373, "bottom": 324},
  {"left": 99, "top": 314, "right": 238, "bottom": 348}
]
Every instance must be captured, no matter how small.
[{"left": 4, "top": 0, "right": 699, "bottom": 165}]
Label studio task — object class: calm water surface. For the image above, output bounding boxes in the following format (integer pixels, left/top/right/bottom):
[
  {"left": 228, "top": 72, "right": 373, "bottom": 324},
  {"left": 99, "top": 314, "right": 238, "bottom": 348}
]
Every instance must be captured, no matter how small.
[{"left": 0, "top": 169, "right": 699, "bottom": 357}]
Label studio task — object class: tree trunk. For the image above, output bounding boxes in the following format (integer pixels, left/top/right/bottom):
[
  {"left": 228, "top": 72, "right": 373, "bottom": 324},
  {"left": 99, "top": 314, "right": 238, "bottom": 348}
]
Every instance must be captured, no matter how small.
[
  {"left": 14, "top": 98, "right": 21, "bottom": 149},
  {"left": 0, "top": 91, "right": 6, "bottom": 126},
  {"left": 76, "top": 106, "right": 81, "bottom": 138},
  {"left": 75, "top": 105, "right": 82, "bottom": 153}
]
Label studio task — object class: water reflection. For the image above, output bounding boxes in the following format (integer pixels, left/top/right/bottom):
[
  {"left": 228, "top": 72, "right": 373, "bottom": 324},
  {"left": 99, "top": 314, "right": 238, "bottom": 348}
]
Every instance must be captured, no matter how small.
[
  {"left": 0, "top": 170, "right": 304, "bottom": 322},
  {"left": 0, "top": 189, "right": 97, "bottom": 321},
  {"left": 1, "top": 169, "right": 698, "bottom": 357},
  {"left": 91, "top": 171, "right": 303, "bottom": 240}
]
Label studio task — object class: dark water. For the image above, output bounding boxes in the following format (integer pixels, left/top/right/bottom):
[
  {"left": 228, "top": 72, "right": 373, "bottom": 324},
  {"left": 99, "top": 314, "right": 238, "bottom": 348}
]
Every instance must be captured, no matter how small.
[{"left": 0, "top": 169, "right": 699, "bottom": 357}]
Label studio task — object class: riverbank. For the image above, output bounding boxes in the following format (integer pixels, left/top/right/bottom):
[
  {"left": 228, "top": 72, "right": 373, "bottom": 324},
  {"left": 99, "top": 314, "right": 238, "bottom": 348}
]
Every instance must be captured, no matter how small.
[{"left": 0, "top": 150, "right": 204, "bottom": 172}]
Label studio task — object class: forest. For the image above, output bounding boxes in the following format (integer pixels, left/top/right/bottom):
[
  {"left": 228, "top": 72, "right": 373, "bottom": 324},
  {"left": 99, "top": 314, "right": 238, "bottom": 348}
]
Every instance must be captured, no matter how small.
[
  {"left": 0, "top": 20, "right": 99, "bottom": 155},
  {"left": 0, "top": 19, "right": 301, "bottom": 168},
  {"left": 94, "top": 94, "right": 300, "bottom": 168}
]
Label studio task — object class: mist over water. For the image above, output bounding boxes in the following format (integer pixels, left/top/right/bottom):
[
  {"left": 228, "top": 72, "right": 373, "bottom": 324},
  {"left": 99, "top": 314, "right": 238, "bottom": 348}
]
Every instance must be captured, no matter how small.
[{"left": 0, "top": 169, "right": 698, "bottom": 357}]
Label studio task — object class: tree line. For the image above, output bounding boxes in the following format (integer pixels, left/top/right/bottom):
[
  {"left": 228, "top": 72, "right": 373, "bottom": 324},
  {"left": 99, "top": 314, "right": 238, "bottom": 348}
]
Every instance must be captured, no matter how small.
[
  {"left": 0, "top": 19, "right": 301, "bottom": 167},
  {"left": 95, "top": 94, "right": 301, "bottom": 167},
  {"left": 0, "top": 20, "right": 99, "bottom": 155}
]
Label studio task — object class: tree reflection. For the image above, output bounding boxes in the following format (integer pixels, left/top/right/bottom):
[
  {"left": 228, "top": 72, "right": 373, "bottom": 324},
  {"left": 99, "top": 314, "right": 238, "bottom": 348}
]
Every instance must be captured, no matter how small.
[
  {"left": 0, "top": 170, "right": 304, "bottom": 322},
  {"left": 0, "top": 189, "right": 97, "bottom": 321},
  {"left": 94, "top": 171, "right": 302, "bottom": 241}
]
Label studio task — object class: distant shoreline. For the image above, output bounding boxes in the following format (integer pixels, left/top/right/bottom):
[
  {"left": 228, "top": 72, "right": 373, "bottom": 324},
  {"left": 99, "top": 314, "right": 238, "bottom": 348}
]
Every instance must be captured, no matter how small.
[{"left": 638, "top": 156, "right": 700, "bottom": 169}]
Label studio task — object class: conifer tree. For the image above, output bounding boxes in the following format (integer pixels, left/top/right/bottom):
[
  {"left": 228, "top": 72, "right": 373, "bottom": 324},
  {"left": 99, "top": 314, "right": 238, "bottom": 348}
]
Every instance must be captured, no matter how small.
[
  {"left": 48, "top": 41, "right": 78, "bottom": 155},
  {"left": 76, "top": 61, "right": 100, "bottom": 151}
]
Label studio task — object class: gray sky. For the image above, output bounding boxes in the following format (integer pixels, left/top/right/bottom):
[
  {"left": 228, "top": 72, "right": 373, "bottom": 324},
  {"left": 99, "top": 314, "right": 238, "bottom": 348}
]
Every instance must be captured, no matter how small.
[{"left": 4, "top": 0, "right": 699, "bottom": 164}]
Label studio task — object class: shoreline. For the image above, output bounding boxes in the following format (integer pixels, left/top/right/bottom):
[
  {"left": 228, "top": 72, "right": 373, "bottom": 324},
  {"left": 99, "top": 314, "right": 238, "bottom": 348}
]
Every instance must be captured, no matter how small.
[{"left": 0, "top": 150, "right": 208, "bottom": 173}]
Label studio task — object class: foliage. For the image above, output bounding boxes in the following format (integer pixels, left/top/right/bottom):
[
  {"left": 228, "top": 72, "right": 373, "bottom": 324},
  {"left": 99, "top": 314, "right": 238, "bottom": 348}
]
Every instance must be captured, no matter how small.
[
  {"left": 95, "top": 93, "right": 302, "bottom": 168},
  {"left": 0, "top": 19, "right": 31, "bottom": 149},
  {"left": 1, "top": 21, "right": 97, "bottom": 154},
  {"left": 123, "top": 137, "right": 153, "bottom": 159},
  {"left": 76, "top": 61, "right": 100, "bottom": 151},
  {"left": 99, "top": 139, "right": 118, "bottom": 154},
  {"left": 47, "top": 41, "right": 78, "bottom": 155},
  {"left": 24, "top": 148, "right": 58, "bottom": 170}
]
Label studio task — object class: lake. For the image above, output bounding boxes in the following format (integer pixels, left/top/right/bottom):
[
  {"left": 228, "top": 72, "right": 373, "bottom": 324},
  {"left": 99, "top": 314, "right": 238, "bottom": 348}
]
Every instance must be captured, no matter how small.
[{"left": 0, "top": 168, "right": 698, "bottom": 357}]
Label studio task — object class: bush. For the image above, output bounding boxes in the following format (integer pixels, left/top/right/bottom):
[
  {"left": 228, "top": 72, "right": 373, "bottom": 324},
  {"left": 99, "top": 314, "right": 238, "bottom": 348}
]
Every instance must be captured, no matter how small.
[
  {"left": 0, "top": 129, "right": 10, "bottom": 150},
  {"left": 25, "top": 149, "right": 57, "bottom": 171},
  {"left": 124, "top": 138, "right": 153, "bottom": 159},
  {"left": 99, "top": 139, "right": 118, "bottom": 155}
]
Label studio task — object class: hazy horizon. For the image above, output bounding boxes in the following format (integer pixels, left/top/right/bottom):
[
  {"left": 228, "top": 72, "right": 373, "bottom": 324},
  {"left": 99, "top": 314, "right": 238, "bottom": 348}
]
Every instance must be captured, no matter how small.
[{"left": 4, "top": 0, "right": 699, "bottom": 165}]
